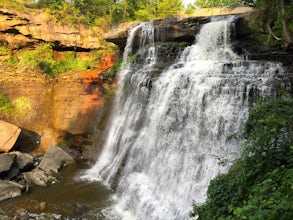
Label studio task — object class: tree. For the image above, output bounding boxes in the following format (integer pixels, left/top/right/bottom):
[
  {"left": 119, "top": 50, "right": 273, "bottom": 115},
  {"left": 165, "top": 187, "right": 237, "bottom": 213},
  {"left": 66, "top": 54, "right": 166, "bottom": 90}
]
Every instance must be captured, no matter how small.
[
  {"left": 254, "top": 0, "right": 293, "bottom": 49},
  {"left": 157, "top": 0, "right": 183, "bottom": 17},
  {"left": 195, "top": 0, "right": 254, "bottom": 8},
  {"left": 37, "top": 0, "right": 65, "bottom": 9}
]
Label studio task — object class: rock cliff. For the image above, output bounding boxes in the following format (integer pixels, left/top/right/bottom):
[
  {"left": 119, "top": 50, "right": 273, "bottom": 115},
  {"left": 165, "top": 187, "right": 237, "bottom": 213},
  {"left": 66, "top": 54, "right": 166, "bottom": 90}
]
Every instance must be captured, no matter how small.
[
  {"left": 0, "top": 52, "right": 117, "bottom": 152},
  {"left": 0, "top": 8, "right": 103, "bottom": 50}
]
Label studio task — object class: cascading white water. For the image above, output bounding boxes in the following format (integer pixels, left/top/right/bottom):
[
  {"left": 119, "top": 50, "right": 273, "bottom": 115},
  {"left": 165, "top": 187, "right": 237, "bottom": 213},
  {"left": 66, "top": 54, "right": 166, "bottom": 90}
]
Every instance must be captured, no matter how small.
[{"left": 81, "top": 18, "right": 286, "bottom": 220}]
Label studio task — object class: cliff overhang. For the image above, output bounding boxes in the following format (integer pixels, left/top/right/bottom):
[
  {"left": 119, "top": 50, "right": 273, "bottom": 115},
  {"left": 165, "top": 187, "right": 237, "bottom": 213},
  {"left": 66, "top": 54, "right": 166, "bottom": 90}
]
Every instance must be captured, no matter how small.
[{"left": 0, "top": 8, "right": 103, "bottom": 50}]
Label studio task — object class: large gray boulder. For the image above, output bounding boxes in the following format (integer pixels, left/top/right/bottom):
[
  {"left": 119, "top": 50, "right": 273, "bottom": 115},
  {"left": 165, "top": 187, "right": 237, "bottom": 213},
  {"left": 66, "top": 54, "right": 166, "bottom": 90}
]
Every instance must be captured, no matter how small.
[
  {"left": 38, "top": 145, "right": 74, "bottom": 173},
  {"left": 22, "top": 146, "right": 74, "bottom": 187},
  {"left": 0, "top": 154, "right": 15, "bottom": 175},
  {"left": 0, "top": 180, "right": 23, "bottom": 202},
  {"left": 10, "top": 151, "right": 34, "bottom": 171}
]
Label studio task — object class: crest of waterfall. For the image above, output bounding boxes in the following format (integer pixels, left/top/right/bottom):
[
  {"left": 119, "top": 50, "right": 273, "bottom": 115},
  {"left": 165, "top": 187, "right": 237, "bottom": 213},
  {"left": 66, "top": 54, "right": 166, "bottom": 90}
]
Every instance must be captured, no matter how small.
[{"left": 81, "top": 19, "right": 287, "bottom": 220}]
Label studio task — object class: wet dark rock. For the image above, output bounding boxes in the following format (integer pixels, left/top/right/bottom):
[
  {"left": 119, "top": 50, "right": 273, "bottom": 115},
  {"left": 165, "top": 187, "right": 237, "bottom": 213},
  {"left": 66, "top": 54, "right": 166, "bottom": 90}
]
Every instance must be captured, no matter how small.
[
  {"left": 73, "top": 203, "right": 89, "bottom": 216},
  {"left": 104, "top": 17, "right": 210, "bottom": 50},
  {"left": 38, "top": 145, "right": 75, "bottom": 173},
  {"left": 12, "top": 129, "right": 41, "bottom": 153},
  {"left": 3, "top": 165, "right": 20, "bottom": 180},
  {"left": 0, "top": 180, "right": 24, "bottom": 202},
  {"left": 0, "top": 154, "right": 15, "bottom": 175},
  {"left": 22, "top": 146, "right": 74, "bottom": 187},
  {"left": 10, "top": 151, "right": 34, "bottom": 171},
  {"left": 232, "top": 16, "right": 293, "bottom": 92}
]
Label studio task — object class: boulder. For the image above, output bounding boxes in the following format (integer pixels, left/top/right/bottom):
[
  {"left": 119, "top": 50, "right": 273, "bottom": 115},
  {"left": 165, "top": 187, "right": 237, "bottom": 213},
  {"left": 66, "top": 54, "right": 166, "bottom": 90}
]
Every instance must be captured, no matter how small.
[
  {"left": 38, "top": 145, "right": 74, "bottom": 173},
  {"left": 0, "top": 153, "right": 15, "bottom": 175},
  {"left": 22, "top": 168, "right": 55, "bottom": 187},
  {"left": 0, "top": 120, "right": 21, "bottom": 153},
  {"left": 10, "top": 151, "right": 34, "bottom": 171},
  {"left": 0, "top": 180, "right": 23, "bottom": 202},
  {"left": 13, "top": 129, "right": 41, "bottom": 153}
]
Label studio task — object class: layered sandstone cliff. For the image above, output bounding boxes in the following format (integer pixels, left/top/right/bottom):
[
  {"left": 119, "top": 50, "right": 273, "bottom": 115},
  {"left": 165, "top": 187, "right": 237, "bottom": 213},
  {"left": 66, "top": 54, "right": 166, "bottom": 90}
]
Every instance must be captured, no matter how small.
[{"left": 0, "top": 8, "right": 102, "bottom": 50}]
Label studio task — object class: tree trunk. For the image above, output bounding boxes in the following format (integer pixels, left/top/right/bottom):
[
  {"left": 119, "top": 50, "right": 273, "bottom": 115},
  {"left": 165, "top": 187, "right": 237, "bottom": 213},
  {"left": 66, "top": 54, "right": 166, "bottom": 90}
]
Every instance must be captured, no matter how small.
[{"left": 280, "top": 0, "right": 293, "bottom": 48}]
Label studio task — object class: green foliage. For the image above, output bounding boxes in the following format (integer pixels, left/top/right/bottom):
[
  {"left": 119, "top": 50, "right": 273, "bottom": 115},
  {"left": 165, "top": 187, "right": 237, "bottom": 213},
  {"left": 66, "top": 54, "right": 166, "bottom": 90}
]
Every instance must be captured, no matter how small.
[
  {"left": 157, "top": 0, "right": 183, "bottom": 18},
  {"left": 233, "top": 166, "right": 293, "bottom": 220},
  {"left": 0, "top": 0, "right": 26, "bottom": 10},
  {"left": 0, "top": 46, "right": 8, "bottom": 56},
  {"left": 242, "top": 93, "right": 293, "bottom": 170},
  {"left": 0, "top": 93, "right": 14, "bottom": 115},
  {"left": 0, "top": 93, "right": 32, "bottom": 117},
  {"left": 20, "top": 44, "right": 93, "bottom": 78},
  {"left": 103, "top": 58, "right": 123, "bottom": 79},
  {"left": 247, "top": 0, "right": 293, "bottom": 48},
  {"left": 185, "top": 3, "right": 197, "bottom": 15},
  {"left": 7, "top": 55, "right": 19, "bottom": 67},
  {"left": 191, "top": 92, "right": 293, "bottom": 220},
  {"left": 195, "top": 0, "right": 254, "bottom": 8},
  {"left": 13, "top": 96, "right": 32, "bottom": 117},
  {"left": 37, "top": 0, "right": 65, "bottom": 9},
  {"left": 134, "top": 9, "right": 155, "bottom": 21},
  {"left": 24, "top": 0, "right": 185, "bottom": 26},
  {"left": 21, "top": 43, "right": 53, "bottom": 68}
]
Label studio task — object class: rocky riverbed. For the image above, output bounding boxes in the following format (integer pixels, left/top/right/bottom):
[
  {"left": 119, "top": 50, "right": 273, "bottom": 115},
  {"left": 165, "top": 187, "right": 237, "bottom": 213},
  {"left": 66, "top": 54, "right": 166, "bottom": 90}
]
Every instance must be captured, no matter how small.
[{"left": 0, "top": 145, "right": 75, "bottom": 219}]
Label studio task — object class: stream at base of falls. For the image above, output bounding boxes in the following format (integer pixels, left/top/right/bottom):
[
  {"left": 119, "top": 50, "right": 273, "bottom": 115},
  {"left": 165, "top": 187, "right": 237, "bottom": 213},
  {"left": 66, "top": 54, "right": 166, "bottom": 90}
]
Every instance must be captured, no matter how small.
[{"left": 0, "top": 162, "right": 113, "bottom": 219}]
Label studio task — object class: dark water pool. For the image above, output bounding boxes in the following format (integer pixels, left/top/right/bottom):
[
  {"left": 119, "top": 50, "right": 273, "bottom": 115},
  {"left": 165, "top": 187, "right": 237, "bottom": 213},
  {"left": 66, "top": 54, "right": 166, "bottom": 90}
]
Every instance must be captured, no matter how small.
[{"left": 0, "top": 162, "right": 114, "bottom": 219}]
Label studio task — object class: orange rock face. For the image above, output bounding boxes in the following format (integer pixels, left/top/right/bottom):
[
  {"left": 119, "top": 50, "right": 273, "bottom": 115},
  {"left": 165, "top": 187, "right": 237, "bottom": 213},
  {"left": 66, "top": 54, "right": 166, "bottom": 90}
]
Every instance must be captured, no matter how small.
[{"left": 0, "top": 51, "right": 117, "bottom": 151}]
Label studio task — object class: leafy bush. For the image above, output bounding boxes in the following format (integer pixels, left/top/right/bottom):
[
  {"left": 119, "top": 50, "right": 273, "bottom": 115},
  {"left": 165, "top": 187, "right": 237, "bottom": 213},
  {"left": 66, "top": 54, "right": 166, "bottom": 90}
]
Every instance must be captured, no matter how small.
[
  {"left": 0, "top": 93, "right": 14, "bottom": 115},
  {"left": 13, "top": 96, "right": 32, "bottom": 117},
  {"left": 21, "top": 43, "right": 54, "bottom": 68},
  {"left": 195, "top": 0, "right": 254, "bottom": 8},
  {"left": 191, "top": 92, "right": 293, "bottom": 219},
  {"left": 0, "top": 46, "right": 8, "bottom": 56},
  {"left": 20, "top": 44, "right": 94, "bottom": 78},
  {"left": 0, "top": 93, "right": 32, "bottom": 117},
  {"left": 7, "top": 55, "right": 19, "bottom": 67}
]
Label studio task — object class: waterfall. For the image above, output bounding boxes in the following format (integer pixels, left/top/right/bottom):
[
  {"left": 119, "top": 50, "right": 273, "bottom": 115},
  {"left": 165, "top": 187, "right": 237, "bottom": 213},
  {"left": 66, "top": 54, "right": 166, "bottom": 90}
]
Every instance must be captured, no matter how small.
[{"left": 81, "top": 18, "right": 286, "bottom": 220}]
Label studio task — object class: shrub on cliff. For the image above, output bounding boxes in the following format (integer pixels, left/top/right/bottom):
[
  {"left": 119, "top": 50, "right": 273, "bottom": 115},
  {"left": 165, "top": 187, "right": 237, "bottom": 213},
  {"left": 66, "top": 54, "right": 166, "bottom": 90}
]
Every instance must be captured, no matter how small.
[
  {"left": 0, "top": 93, "right": 32, "bottom": 117},
  {"left": 0, "top": 93, "right": 13, "bottom": 115},
  {"left": 191, "top": 92, "right": 293, "bottom": 219},
  {"left": 19, "top": 44, "right": 93, "bottom": 78}
]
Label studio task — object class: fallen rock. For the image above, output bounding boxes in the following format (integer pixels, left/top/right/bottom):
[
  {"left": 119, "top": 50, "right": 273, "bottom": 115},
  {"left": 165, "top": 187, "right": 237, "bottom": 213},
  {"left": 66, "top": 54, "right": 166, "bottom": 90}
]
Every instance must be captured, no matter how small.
[
  {"left": 0, "top": 153, "right": 15, "bottom": 175},
  {"left": 13, "top": 128, "right": 41, "bottom": 153},
  {"left": 22, "top": 168, "right": 55, "bottom": 187},
  {"left": 38, "top": 145, "right": 74, "bottom": 173},
  {"left": 10, "top": 151, "right": 34, "bottom": 171},
  {"left": 0, "top": 120, "right": 21, "bottom": 153},
  {"left": 0, "top": 180, "right": 23, "bottom": 202}
]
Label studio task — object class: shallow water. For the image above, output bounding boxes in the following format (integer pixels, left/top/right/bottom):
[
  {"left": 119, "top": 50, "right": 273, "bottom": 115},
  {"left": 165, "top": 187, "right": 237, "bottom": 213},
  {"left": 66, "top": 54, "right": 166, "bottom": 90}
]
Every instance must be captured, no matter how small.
[{"left": 0, "top": 161, "right": 113, "bottom": 219}]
